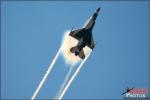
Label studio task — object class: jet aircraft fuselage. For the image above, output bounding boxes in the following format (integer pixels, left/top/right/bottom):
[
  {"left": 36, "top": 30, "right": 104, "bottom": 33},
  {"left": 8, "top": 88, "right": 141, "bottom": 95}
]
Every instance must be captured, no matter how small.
[{"left": 69, "top": 7, "right": 100, "bottom": 59}]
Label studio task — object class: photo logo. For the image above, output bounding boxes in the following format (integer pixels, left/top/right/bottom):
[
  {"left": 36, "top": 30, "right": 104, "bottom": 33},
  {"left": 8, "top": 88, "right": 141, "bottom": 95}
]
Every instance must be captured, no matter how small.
[{"left": 122, "top": 87, "right": 148, "bottom": 98}]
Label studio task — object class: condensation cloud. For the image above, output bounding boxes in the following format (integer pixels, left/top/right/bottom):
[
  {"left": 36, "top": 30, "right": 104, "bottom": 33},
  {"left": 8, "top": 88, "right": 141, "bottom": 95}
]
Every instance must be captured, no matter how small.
[{"left": 61, "top": 30, "right": 91, "bottom": 65}]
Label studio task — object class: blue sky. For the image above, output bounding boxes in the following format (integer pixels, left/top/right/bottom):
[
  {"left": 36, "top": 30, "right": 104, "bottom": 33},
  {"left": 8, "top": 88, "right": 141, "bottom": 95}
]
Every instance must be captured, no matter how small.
[{"left": 1, "top": 1, "right": 149, "bottom": 99}]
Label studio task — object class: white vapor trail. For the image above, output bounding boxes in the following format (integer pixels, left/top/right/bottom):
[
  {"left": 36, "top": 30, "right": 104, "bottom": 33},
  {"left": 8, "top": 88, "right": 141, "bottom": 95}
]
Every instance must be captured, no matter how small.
[
  {"left": 58, "top": 52, "right": 91, "bottom": 99},
  {"left": 31, "top": 47, "right": 62, "bottom": 100},
  {"left": 56, "top": 64, "right": 74, "bottom": 98}
]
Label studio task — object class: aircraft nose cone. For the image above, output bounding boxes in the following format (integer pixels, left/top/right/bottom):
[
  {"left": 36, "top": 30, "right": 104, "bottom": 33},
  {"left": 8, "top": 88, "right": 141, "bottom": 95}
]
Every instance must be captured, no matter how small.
[{"left": 97, "top": 7, "right": 100, "bottom": 12}]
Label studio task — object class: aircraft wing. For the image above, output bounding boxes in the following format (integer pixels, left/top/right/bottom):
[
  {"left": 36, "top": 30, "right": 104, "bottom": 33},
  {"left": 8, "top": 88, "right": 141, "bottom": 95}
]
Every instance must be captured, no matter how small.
[
  {"left": 86, "top": 33, "right": 95, "bottom": 49},
  {"left": 69, "top": 28, "right": 85, "bottom": 41}
]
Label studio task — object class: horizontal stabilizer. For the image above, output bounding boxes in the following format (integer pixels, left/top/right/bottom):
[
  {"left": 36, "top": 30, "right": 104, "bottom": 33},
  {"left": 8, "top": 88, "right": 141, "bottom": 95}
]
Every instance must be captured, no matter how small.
[
  {"left": 70, "top": 46, "right": 85, "bottom": 59},
  {"left": 78, "top": 49, "right": 85, "bottom": 59},
  {"left": 70, "top": 46, "right": 79, "bottom": 53}
]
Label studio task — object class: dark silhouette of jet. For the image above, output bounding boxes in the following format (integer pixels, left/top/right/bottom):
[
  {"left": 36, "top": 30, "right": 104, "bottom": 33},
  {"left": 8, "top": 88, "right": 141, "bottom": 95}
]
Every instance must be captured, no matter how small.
[
  {"left": 122, "top": 87, "right": 134, "bottom": 95},
  {"left": 69, "top": 7, "right": 100, "bottom": 59}
]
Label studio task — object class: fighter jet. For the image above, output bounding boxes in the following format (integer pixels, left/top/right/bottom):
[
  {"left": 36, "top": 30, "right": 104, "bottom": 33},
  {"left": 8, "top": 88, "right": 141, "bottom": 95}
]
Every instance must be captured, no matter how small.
[
  {"left": 121, "top": 87, "right": 134, "bottom": 95},
  {"left": 69, "top": 7, "right": 100, "bottom": 59}
]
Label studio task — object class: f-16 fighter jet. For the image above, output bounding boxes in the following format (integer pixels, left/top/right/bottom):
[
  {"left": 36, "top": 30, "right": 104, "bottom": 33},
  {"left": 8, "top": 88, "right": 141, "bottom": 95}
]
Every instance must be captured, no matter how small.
[{"left": 69, "top": 7, "right": 100, "bottom": 59}]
